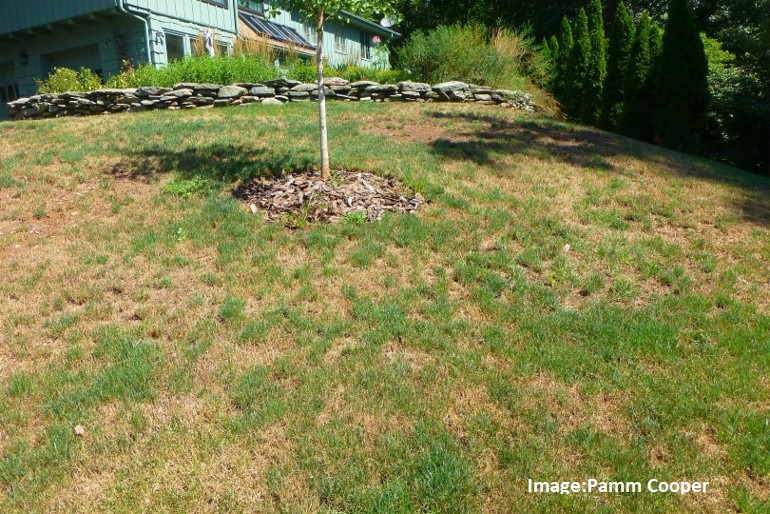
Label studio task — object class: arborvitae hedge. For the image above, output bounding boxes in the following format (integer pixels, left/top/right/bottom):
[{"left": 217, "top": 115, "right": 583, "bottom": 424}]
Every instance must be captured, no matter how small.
[
  {"left": 619, "top": 12, "right": 657, "bottom": 141},
  {"left": 599, "top": 1, "right": 634, "bottom": 130},
  {"left": 653, "top": 0, "right": 709, "bottom": 151},
  {"left": 545, "top": 35, "right": 559, "bottom": 88},
  {"left": 555, "top": 16, "right": 573, "bottom": 98},
  {"left": 564, "top": 8, "right": 590, "bottom": 118},
  {"left": 580, "top": 0, "right": 606, "bottom": 125}
]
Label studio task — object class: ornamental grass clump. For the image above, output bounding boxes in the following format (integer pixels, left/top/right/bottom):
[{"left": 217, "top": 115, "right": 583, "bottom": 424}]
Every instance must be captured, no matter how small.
[{"left": 396, "top": 24, "right": 545, "bottom": 89}]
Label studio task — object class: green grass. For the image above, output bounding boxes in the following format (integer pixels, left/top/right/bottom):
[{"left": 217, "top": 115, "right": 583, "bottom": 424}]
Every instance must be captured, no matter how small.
[{"left": 0, "top": 101, "right": 768, "bottom": 512}]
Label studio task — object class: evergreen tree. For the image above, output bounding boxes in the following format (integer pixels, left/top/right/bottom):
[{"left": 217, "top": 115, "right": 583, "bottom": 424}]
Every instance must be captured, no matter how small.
[
  {"left": 599, "top": 1, "right": 634, "bottom": 130},
  {"left": 545, "top": 35, "right": 560, "bottom": 90},
  {"left": 554, "top": 16, "right": 573, "bottom": 98},
  {"left": 563, "top": 8, "right": 590, "bottom": 118},
  {"left": 619, "top": 12, "right": 656, "bottom": 141},
  {"left": 580, "top": 0, "right": 607, "bottom": 125},
  {"left": 542, "top": 37, "right": 553, "bottom": 62},
  {"left": 649, "top": 22, "right": 663, "bottom": 61},
  {"left": 653, "top": 0, "right": 709, "bottom": 151}
]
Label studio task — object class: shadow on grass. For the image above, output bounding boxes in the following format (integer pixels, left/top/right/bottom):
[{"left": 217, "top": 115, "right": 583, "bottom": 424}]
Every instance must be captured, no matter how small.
[
  {"left": 427, "top": 111, "right": 617, "bottom": 171},
  {"left": 110, "top": 143, "right": 317, "bottom": 184},
  {"left": 426, "top": 111, "right": 770, "bottom": 226}
]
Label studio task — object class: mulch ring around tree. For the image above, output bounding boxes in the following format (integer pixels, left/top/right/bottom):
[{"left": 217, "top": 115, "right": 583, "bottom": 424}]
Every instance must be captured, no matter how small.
[{"left": 233, "top": 170, "right": 424, "bottom": 225}]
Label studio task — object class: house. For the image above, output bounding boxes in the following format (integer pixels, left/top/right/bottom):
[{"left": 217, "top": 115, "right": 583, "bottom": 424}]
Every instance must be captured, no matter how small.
[{"left": 0, "top": 0, "right": 399, "bottom": 118}]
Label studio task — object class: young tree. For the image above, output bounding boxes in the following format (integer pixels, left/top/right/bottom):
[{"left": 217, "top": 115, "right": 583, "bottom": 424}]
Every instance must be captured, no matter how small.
[
  {"left": 580, "top": 0, "right": 606, "bottom": 125},
  {"left": 563, "top": 8, "right": 590, "bottom": 119},
  {"left": 599, "top": 1, "right": 634, "bottom": 130},
  {"left": 653, "top": 0, "right": 709, "bottom": 151},
  {"left": 272, "top": 0, "right": 398, "bottom": 179}
]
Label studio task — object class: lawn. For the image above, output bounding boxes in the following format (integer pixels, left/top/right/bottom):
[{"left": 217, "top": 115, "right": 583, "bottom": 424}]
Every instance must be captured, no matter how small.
[{"left": 0, "top": 101, "right": 769, "bottom": 513}]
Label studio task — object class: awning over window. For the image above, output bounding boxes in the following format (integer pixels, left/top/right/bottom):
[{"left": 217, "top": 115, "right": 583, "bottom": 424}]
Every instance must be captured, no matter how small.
[{"left": 239, "top": 13, "right": 315, "bottom": 50}]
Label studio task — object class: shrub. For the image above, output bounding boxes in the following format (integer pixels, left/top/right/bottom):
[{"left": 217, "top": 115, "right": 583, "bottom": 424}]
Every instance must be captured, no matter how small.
[
  {"left": 702, "top": 34, "right": 769, "bottom": 172},
  {"left": 36, "top": 67, "right": 103, "bottom": 93},
  {"left": 332, "top": 66, "right": 408, "bottom": 84},
  {"left": 396, "top": 24, "right": 544, "bottom": 88},
  {"left": 284, "top": 59, "right": 319, "bottom": 83},
  {"left": 105, "top": 55, "right": 275, "bottom": 89}
]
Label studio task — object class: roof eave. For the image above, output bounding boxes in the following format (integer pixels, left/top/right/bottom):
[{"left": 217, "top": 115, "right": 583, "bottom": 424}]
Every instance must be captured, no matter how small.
[{"left": 338, "top": 11, "right": 400, "bottom": 39}]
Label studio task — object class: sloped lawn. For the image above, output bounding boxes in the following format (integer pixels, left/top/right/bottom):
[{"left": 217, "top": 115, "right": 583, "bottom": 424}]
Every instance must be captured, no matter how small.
[{"left": 0, "top": 101, "right": 768, "bottom": 513}]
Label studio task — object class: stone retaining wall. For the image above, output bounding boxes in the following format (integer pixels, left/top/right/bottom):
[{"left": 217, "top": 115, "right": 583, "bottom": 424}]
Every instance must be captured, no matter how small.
[{"left": 7, "top": 78, "right": 535, "bottom": 121}]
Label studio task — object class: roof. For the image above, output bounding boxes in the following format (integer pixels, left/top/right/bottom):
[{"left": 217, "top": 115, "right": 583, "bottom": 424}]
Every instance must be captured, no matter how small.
[
  {"left": 337, "top": 11, "right": 401, "bottom": 39},
  {"left": 239, "top": 12, "right": 315, "bottom": 50}
]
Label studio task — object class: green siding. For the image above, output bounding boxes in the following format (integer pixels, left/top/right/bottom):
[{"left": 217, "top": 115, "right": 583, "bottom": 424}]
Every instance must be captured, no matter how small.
[
  {"left": 3, "top": 18, "right": 145, "bottom": 98},
  {"left": 126, "top": 0, "right": 236, "bottom": 33},
  {"left": 268, "top": 8, "right": 392, "bottom": 69},
  {"left": 0, "top": 61, "right": 17, "bottom": 120},
  {"left": 0, "top": 0, "right": 116, "bottom": 34},
  {"left": 146, "top": 12, "right": 237, "bottom": 66}
]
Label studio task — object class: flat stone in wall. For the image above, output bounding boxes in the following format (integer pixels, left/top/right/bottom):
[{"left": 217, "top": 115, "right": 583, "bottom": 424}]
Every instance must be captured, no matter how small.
[{"left": 7, "top": 81, "right": 536, "bottom": 121}]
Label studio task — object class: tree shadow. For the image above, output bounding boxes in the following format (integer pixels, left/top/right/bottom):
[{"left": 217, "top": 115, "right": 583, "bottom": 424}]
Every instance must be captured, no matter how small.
[
  {"left": 109, "top": 143, "right": 317, "bottom": 184},
  {"left": 427, "top": 111, "right": 618, "bottom": 171},
  {"left": 426, "top": 111, "right": 770, "bottom": 226}
]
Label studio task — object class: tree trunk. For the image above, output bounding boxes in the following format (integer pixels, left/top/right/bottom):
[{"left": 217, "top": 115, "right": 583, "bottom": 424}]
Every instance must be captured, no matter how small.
[{"left": 316, "top": 12, "right": 330, "bottom": 179}]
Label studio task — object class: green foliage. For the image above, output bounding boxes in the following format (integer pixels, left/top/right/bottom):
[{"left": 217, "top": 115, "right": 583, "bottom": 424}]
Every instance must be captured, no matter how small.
[
  {"left": 544, "top": 35, "right": 557, "bottom": 64},
  {"left": 106, "top": 55, "right": 275, "bottom": 88},
  {"left": 343, "top": 211, "right": 368, "bottom": 224},
  {"left": 553, "top": 16, "right": 573, "bottom": 97},
  {"left": 286, "top": 61, "right": 408, "bottom": 84},
  {"left": 541, "top": 38, "right": 554, "bottom": 81},
  {"left": 542, "top": 35, "right": 559, "bottom": 91},
  {"left": 36, "top": 67, "right": 103, "bottom": 94},
  {"left": 273, "top": 0, "right": 396, "bottom": 23},
  {"left": 397, "top": 24, "right": 544, "bottom": 88},
  {"left": 284, "top": 59, "right": 319, "bottom": 83},
  {"left": 653, "top": 0, "right": 710, "bottom": 152},
  {"left": 580, "top": 0, "right": 606, "bottom": 125},
  {"left": 619, "top": 13, "right": 658, "bottom": 141},
  {"left": 162, "top": 176, "right": 215, "bottom": 198},
  {"left": 701, "top": 34, "right": 770, "bottom": 172},
  {"left": 563, "top": 8, "right": 590, "bottom": 118},
  {"left": 599, "top": 1, "right": 635, "bottom": 130},
  {"left": 220, "top": 295, "right": 247, "bottom": 323}
]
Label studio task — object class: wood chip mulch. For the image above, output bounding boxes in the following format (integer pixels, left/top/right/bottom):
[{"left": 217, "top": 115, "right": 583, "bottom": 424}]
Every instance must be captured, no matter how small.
[{"left": 233, "top": 170, "right": 424, "bottom": 224}]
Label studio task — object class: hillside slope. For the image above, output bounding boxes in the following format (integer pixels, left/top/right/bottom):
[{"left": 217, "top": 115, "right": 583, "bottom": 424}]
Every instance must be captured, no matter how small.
[{"left": 1, "top": 102, "right": 768, "bottom": 512}]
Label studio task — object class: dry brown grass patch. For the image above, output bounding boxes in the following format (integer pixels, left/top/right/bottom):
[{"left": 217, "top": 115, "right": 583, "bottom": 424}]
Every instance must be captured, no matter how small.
[{"left": 518, "top": 374, "right": 629, "bottom": 437}]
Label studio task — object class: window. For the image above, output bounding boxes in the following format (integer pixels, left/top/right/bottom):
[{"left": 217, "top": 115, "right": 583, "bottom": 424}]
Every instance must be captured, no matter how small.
[
  {"left": 2, "top": 84, "right": 20, "bottom": 102},
  {"left": 217, "top": 43, "right": 229, "bottom": 57},
  {"left": 238, "top": 0, "right": 263, "bottom": 14},
  {"left": 360, "top": 33, "right": 371, "bottom": 60},
  {"left": 334, "top": 32, "right": 346, "bottom": 53},
  {"left": 166, "top": 33, "right": 185, "bottom": 62},
  {"left": 200, "top": 0, "right": 228, "bottom": 7}
]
